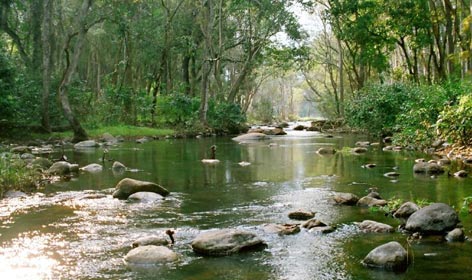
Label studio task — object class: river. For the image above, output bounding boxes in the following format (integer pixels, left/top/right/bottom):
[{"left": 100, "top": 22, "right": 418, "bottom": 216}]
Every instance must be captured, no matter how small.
[{"left": 1, "top": 129, "right": 471, "bottom": 279}]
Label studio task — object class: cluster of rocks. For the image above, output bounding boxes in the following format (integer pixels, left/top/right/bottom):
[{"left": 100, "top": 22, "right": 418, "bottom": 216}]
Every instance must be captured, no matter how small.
[{"left": 332, "top": 188, "right": 466, "bottom": 272}]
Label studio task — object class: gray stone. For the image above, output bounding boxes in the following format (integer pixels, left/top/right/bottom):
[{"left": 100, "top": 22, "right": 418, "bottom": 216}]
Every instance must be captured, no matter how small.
[
  {"left": 128, "top": 192, "right": 163, "bottom": 202},
  {"left": 355, "top": 141, "right": 370, "bottom": 147},
  {"left": 113, "top": 178, "right": 169, "bottom": 199},
  {"left": 80, "top": 163, "right": 103, "bottom": 173},
  {"left": 288, "top": 209, "right": 315, "bottom": 220},
  {"left": 362, "top": 241, "right": 408, "bottom": 271},
  {"left": 357, "top": 196, "right": 388, "bottom": 207},
  {"left": 413, "top": 162, "right": 444, "bottom": 174},
  {"left": 191, "top": 229, "right": 266, "bottom": 256},
  {"left": 454, "top": 170, "right": 468, "bottom": 178},
  {"left": 132, "top": 235, "right": 170, "bottom": 247},
  {"left": 405, "top": 203, "right": 459, "bottom": 234},
  {"left": 384, "top": 172, "right": 400, "bottom": 178},
  {"left": 358, "top": 220, "right": 394, "bottom": 233},
  {"left": 20, "top": 153, "right": 35, "bottom": 160},
  {"left": 136, "top": 137, "right": 152, "bottom": 144},
  {"left": 393, "top": 202, "right": 420, "bottom": 218},
  {"left": 74, "top": 140, "right": 99, "bottom": 149},
  {"left": 445, "top": 228, "right": 465, "bottom": 242},
  {"left": 232, "top": 133, "right": 268, "bottom": 142},
  {"left": 332, "top": 192, "right": 359, "bottom": 205},
  {"left": 124, "top": 245, "right": 178, "bottom": 265},
  {"left": 112, "top": 161, "right": 126, "bottom": 173},
  {"left": 4, "top": 190, "right": 28, "bottom": 198},
  {"left": 46, "top": 161, "right": 79, "bottom": 175},
  {"left": 101, "top": 133, "right": 118, "bottom": 145}
]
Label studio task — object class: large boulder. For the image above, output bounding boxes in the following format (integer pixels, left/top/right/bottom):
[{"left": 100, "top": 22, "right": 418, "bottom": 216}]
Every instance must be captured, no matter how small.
[
  {"left": 124, "top": 245, "right": 178, "bottom": 266},
  {"left": 413, "top": 162, "right": 444, "bottom": 174},
  {"left": 405, "top": 203, "right": 459, "bottom": 234},
  {"left": 46, "top": 161, "right": 79, "bottom": 175},
  {"left": 358, "top": 220, "right": 394, "bottom": 233},
  {"left": 101, "top": 133, "right": 118, "bottom": 145},
  {"left": 332, "top": 192, "right": 359, "bottom": 205},
  {"left": 232, "top": 133, "right": 268, "bottom": 142},
  {"left": 74, "top": 140, "right": 99, "bottom": 149},
  {"left": 191, "top": 229, "right": 266, "bottom": 256},
  {"left": 362, "top": 241, "right": 408, "bottom": 271},
  {"left": 393, "top": 202, "right": 419, "bottom": 218},
  {"left": 113, "top": 178, "right": 169, "bottom": 199}
]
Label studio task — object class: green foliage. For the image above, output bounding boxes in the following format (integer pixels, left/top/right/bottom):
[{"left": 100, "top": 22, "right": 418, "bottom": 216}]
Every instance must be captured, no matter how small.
[
  {"left": 460, "top": 196, "right": 472, "bottom": 215},
  {"left": 156, "top": 94, "right": 199, "bottom": 126},
  {"left": 345, "top": 83, "right": 413, "bottom": 136},
  {"left": 208, "top": 102, "right": 247, "bottom": 134},
  {"left": 437, "top": 94, "right": 472, "bottom": 145},
  {"left": 0, "top": 154, "right": 40, "bottom": 198},
  {"left": 0, "top": 43, "right": 17, "bottom": 120},
  {"left": 249, "top": 97, "right": 274, "bottom": 123},
  {"left": 393, "top": 83, "right": 462, "bottom": 148}
]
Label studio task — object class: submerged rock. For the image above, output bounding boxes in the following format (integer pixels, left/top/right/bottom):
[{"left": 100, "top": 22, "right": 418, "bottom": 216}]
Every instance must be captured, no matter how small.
[
  {"left": 362, "top": 241, "right": 408, "bottom": 271},
  {"left": 113, "top": 178, "right": 169, "bottom": 199},
  {"left": 124, "top": 245, "right": 178, "bottom": 266},
  {"left": 352, "top": 147, "right": 368, "bottom": 154},
  {"left": 405, "top": 203, "right": 459, "bottom": 234},
  {"left": 191, "top": 229, "right": 266, "bottom": 256},
  {"left": 112, "top": 161, "right": 127, "bottom": 173}
]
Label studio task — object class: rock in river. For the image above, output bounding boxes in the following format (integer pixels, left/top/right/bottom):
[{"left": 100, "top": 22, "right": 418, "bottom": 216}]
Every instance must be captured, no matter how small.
[
  {"left": 332, "top": 192, "right": 359, "bottom": 206},
  {"left": 288, "top": 209, "right": 316, "bottom": 220},
  {"left": 413, "top": 162, "right": 444, "bottom": 174},
  {"left": 191, "top": 229, "right": 266, "bottom": 256},
  {"left": 74, "top": 140, "right": 99, "bottom": 149},
  {"left": 358, "top": 220, "right": 394, "bottom": 233},
  {"left": 362, "top": 241, "right": 408, "bottom": 271},
  {"left": 232, "top": 132, "right": 268, "bottom": 142},
  {"left": 405, "top": 203, "right": 459, "bottom": 234},
  {"left": 46, "top": 161, "right": 79, "bottom": 175},
  {"left": 113, "top": 178, "right": 169, "bottom": 199},
  {"left": 393, "top": 202, "right": 419, "bottom": 218},
  {"left": 80, "top": 163, "right": 103, "bottom": 173},
  {"left": 124, "top": 245, "right": 178, "bottom": 266},
  {"left": 357, "top": 196, "right": 388, "bottom": 207}
]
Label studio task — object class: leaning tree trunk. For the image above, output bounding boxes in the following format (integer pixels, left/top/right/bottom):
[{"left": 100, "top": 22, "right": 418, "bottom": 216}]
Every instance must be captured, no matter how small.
[{"left": 58, "top": 0, "right": 92, "bottom": 142}]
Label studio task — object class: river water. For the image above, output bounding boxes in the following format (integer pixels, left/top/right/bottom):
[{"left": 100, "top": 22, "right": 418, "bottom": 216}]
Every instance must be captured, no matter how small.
[{"left": 1, "top": 129, "right": 471, "bottom": 279}]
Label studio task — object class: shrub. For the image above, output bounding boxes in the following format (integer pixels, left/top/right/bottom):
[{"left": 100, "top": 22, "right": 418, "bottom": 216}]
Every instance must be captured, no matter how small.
[
  {"left": 393, "top": 83, "right": 461, "bottom": 148},
  {"left": 437, "top": 94, "right": 472, "bottom": 146},
  {"left": 0, "top": 155, "right": 40, "bottom": 198},
  {"left": 345, "top": 83, "right": 413, "bottom": 136}
]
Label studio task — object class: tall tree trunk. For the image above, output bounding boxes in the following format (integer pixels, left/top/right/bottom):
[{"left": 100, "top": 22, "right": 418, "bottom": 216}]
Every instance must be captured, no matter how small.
[
  {"left": 41, "top": 0, "right": 52, "bottom": 132},
  {"left": 58, "top": 0, "right": 93, "bottom": 142}
]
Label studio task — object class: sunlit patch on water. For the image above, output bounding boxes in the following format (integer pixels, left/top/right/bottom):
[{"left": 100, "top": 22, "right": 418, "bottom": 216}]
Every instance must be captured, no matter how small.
[{"left": 0, "top": 232, "right": 61, "bottom": 280}]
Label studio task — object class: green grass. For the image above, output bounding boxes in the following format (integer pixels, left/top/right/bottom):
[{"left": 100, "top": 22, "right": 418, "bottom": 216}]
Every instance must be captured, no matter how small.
[
  {"left": 0, "top": 156, "right": 40, "bottom": 198},
  {"left": 32, "top": 125, "right": 175, "bottom": 140}
]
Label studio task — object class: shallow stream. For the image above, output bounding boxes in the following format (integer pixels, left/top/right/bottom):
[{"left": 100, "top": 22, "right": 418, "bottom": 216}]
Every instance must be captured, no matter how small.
[{"left": 1, "top": 129, "right": 471, "bottom": 279}]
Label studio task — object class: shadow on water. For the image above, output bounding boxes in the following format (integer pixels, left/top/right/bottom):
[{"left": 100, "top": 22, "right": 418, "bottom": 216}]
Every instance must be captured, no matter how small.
[{"left": 1, "top": 132, "right": 472, "bottom": 279}]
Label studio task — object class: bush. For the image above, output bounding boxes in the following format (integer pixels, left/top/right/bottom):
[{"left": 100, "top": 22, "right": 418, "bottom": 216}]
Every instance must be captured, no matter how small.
[
  {"left": 0, "top": 155, "right": 40, "bottom": 198},
  {"left": 345, "top": 83, "right": 413, "bottom": 136},
  {"left": 208, "top": 101, "right": 246, "bottom": 134},
  {"left": 393, "top": 83, "right": 461, "bottom": 148},
  {"left": 437, "top": 94, "right": 472, "bottom": 146}
]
